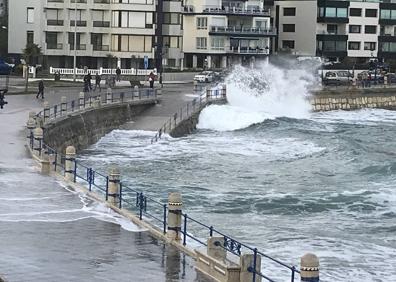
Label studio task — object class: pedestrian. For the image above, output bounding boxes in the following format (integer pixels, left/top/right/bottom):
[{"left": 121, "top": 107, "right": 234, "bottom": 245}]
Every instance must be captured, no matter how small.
[
  {"left": 87, "top": 72, "right": 92, "bottom": 91},
  {"left": 94, "top": 73, "right": 102, "bottom": 91},
  {"left": 36, "top": 80, "right": 44, "bottom": 99},
  {"left": 83, "top": 75, "right": 89, "bottom": 93},
  {"left": 148, "top": 71, "right": 155, "bottom": 88},
  {"left": 116, "top": 67, "right": 121, "bottom": 82}
]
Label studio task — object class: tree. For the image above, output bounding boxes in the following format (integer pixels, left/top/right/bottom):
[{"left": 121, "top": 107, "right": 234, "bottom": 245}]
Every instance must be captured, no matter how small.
[{"left": 22, "top": 43, "right": 42, "bottom": 92}]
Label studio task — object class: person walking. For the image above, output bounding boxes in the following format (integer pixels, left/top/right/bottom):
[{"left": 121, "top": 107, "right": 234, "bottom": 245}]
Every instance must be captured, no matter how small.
[
  {"left": 148, "top": 71, "right": 155, "bottom": 88},
  {"left": 116, "top": 67, "right": 121, "bottom": 82},
  {"left": 83, "top": 75, "right": 90, "bottom": 93},
  {"left": 94, "top": 73, "right": 102, "bottom": 92},
  {"left": 36, "top": 80, "right": 44, "bottom": 99},
  {"left": 87, "top": 72, "right": 92, "bottom": 91}
]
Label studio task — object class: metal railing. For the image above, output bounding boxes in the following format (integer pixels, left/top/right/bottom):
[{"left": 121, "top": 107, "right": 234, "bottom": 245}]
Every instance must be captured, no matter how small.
[
  {"left": 150, "top": 87, "right": 226, "bottom": 144},
  {"left": 47, "top": 19, "right": 64, "bottom": 26},
  {"left": 70, "top": 20, "right": 87, "bottom": 27},
  {"left": 93, "top": 21, "right": 110, "bottom": 27},
  {"left": 202, "top": 5, "right": 270, "bottom": 16},
  {"left": 70, "top": 44, "right": 87, "bottom": 50},
  {"left": 47, "top": 43, "right": 63, "bottom": 50},
  {"left": 210, "top": 26, "right": 277, "bottom": 36},
  {"left": 49, "top": 66, "right": 155, "bottom": 76}
]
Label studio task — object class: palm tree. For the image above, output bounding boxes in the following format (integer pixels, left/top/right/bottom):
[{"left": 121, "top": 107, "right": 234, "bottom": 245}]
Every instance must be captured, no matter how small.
[{"left": 22, "top": 43, "right": 42, "bottom": 92}]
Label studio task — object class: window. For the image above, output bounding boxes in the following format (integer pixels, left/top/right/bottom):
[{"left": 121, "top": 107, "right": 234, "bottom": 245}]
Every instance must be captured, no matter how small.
[
  {"left": 349, "top": 25, "right": 361, "bottom": 33},
  {"left": 364, "top": 42, "right": 376, "bottom": 51},
  {"left": 211, "top": 37, "right": 224, "bottom": 50},
  {"left": 27, "top": 7, "right": 34, "bottom": 23},
  {"left": 337, "top": 8, "right": 347, "bottom": 18},
  {"left": 282, "top": 40, "right": 295, "bottom": 49},
  {"left": 350, "top": 8, "right": 361, "bottom": 17},
  {"left": 111, "top": 35, "right": 152, "bottom": 52},
  {"left": 283, "top": 7, "right": 296, "bottom": 16},
  {"left": 283, "top": 24, "right": 295, "bottom": 32},
  {"left": 26, "top": 31, "right": 34, "bottom": 45},
  {"left": 365, "top": 9, "right": 377, "bottom": 18},
  {"left": 348, "top": 41, "right": 360, "bottom": 50},
  {"left": 318, "top": 41, "right": 346, "bottom": 52},
  {"left": 163, "top": 36, "right": 180, "bottom": 48},
  {"left": 164, "top": 13, "right": 180, "bottom": 24},
  {"left": 196, "top": 37, "right": 207, "bottom": 49},
  {"left": 381, "top": 42, "right": 396, "bottom": 52},
  {"left": 327, "top": 24, "right": 338, "bottom": 34},
  {"left": 196, "top": 17, "right": 207, "bottom": 29},
  {"left": 326, "top": 7, "right": 336, "bottom": 17},
  {"left": 112, "top": 11, "right": 153, "bottom": 28},
  {"left": 380, "top": 9, "right": 396, "bottom": 20},
  {"left": 365, "top": 25, "right": 377, "bottom": 34},
  {"left": 322, "top": 7, "right": 347, "bottom": 18}
]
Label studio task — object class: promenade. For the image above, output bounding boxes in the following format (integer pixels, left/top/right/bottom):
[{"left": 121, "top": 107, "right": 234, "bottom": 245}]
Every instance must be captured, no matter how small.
[{"left": 0, "top": 87, "right": 210, "bottom": 281}]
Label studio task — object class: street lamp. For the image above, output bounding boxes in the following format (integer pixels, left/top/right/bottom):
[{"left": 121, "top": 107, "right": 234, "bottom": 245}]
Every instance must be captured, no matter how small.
[{"left": 73, "top": 2, "right": 77, "bottom": 82}]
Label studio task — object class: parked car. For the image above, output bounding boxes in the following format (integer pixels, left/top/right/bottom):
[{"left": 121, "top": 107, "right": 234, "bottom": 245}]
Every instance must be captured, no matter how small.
[
  {"left": 194, "top": 71, "right": 216, "bottom": 83},
  {"left": 386, "top": 73, "right": 396, "bottom": 84},
  {"left": 323, "top": 71, "right": 353, "bottom": 86}
]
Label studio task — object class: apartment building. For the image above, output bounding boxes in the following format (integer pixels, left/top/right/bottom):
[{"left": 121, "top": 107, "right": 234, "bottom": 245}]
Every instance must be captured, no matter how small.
[
  {"left": 182, "top": 0, "right": 276, "bottom": 69},
  {"left": 8, "top": 0, "right": 183, "bottom": 70},
  {"left": 274, "top": 0, "right": 396, "bottom": 63}
]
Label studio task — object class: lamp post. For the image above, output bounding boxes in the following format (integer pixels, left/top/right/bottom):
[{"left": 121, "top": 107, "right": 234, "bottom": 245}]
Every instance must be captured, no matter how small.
[{"left": 73, "top": 2, "right": 77, "bottom": 82}]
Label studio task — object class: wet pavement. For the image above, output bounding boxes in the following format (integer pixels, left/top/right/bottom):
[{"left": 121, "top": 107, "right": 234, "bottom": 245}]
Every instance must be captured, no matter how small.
[{"left": 0, "top": 92, "right": 211, "bottom": 281}]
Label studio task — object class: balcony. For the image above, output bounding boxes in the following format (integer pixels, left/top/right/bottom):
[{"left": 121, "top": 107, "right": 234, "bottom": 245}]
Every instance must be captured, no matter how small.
[
  {"left": 48, "top": 0, "right": 64, "bottom": 2},
  {"left": 47, "top": 43, "right": 63, "bottom": 50},
  {"left": 93, "top": 21, "right": 110, "bottom": 28},
  {"left": 93, "top": 45, "right": 109, "bottom": 51},
  {"left": 209, "top": 26, "right": 276, "bottom": 37},
  {"left": 93, "top": 0, "right": 110, "bottom": 3},
  {"left": 70, "top": 44, "right": 87, "bottom": 50},
  {"left": 316, "top": 31, "right": 347, "bottom": 41},
  {"left": 229, "top": 46, "right": 269, "bottom": 55},
  {"left": 47, "top": 19, "right": 64, "bottom": 26},
  {"left": 183, "top": 5, "right": 195, "bottom": 13},
  {"left": 70, "top": 20, "right": 87, "bottom": 27},
  {"left": 71, "top": 0, "right": 87, "bottom": 3},
  {"left": 203, "top": 6, "right": 270, "bottom": 17}
]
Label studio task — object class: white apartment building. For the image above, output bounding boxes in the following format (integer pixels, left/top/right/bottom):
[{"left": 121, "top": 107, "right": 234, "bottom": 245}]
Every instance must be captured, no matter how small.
[
  {"left": 182, "top": 0, "right": 276, "bottom": 69},
  {"left": 8, "top": 0, "right": 183, "bottom": 70}
]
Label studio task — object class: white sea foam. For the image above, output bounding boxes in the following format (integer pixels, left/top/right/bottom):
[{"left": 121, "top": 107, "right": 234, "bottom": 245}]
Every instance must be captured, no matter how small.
[
  {"left": 197, "top": 63, "right": 315, "bottom": 131},
  {"left": 312, "top": 108, "right": 396, "bottom": 125}
]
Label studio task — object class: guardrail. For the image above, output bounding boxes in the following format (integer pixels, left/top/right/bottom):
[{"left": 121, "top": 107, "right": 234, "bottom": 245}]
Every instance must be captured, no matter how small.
[
  {"left": 48, "top": 67, "right": 157, "bottom": 76},
  {"left": 150, "top": 87, "right": 226, "bottom": 143}
]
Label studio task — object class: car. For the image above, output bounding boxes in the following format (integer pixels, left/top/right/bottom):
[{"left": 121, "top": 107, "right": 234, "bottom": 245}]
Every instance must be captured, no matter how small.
[
  {"left": 323, "top": 71, "right": 353, "bottom": 86},
  {"left": 386, "top": 73, "right": 396, "bottom": 84},
  {"left": 194, "top": 71, "right": 216, "bottom": 83}
]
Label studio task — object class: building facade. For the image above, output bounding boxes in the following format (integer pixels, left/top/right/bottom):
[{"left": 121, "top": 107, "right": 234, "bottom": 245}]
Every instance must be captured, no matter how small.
[{"left": 8, "top": 0, "right": 183, "bottom": 70}]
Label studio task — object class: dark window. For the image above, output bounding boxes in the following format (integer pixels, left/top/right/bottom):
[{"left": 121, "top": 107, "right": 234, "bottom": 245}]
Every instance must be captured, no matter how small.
[
  {"left": 282, "top": 40, "right": 295, "bottom": 49},
  {"left": 350, "top": 8, "right": 361, "bottom": 17},
  {"left": 163, "top": 13, "right": 180, "bottom": 24},
  {"left": 365, "top": 9, "right": 377, "bottom": 17},
  {"left": 349, "top": 25, "right": 361, "bottom": 33},
  {"left": 318, "top": 41, "right": 346, "bottom": 52},
  {"left": 283, "top": 24, "right": 295, "bottom": 32},
  {"left": 365, "top": 25, "right": 377, "bottom": 34},
  {"left": 348, "top": 41, "right": 360, "bottom": 50},
  {"left": 327, "top": 24, "right": 338, "bottom": 34},
  {"left": 283, "top": 7, "right": 296, "bottom": 16},
  {"left": 27, "top": 31, "right": 34, "bottom": 45},
  {"left": 364, "top": 42, "right": 376, "bottom": 51}
]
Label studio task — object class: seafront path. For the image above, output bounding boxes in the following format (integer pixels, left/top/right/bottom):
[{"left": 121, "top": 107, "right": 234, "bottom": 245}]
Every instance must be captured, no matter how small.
[{"left": 0, "top": 84, "right": 211, "bottom": 281}]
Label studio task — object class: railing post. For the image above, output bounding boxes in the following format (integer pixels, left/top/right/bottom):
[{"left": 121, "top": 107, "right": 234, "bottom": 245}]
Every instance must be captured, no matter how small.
[
  {"left": 54, "top": 151, "right": 58, "bottom": 171},
  {"left": 105, "top": 176, "right": 109, "bottom": 201},
  {"left": 107, "top": 166, "right": 120, "bottom": 205},
  {"left": 27, "top": 117, "right": 36, "bottom": 148},
  {"left": 163, "top": 204, "right": 167, "bottom": 234},
  {"left": 33, "top": 127, "right": 43, "bottom": 157},
  {"left": 61, "top": 96, "right": 67, "bottom": 115},
  {"left": 79, "top": 92, "right": 85, "bottom": 109},
  {"left": 73, "top": 160, "right": 77, "bottom": 183},
  {"left": 240, "top": 249, "right": 261, "bottom": 282},
  {"left": 88, "top": 168, "right": 93, "bottom": 191},
  {"left": 64, "top": 146, "right": 76, "bottom": 181},
  {"left": 119, "top": 182, "right": 123, "bottom": 209},
  {"left": 183, "top": 214, "right": 187, "bottom": 246},
  {"left": 134, "top": 85, "right": 139, "bottom": 99},
  {"left": 167, "top": 192, "right": 182, "bottom": 241},
  {"left": 139, "top": 192, "right": 144, "bottom": 220},
  {"left": 106, "top": 88, "right": 112, "bottom": 104},
  {"left": 43, "top": 101, "right": 50, "bottom": 122},
  {"left": 300, "top": 253, "right": 319, "bottom": 282}
]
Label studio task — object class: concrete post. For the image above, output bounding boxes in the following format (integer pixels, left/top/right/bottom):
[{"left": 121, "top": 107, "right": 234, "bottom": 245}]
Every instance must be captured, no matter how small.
[
  {"left": 156, "top": 88, "right": 162, "bottom": 96},
  {"left": 108, "top": 166, "right": 120, "bottom": 205},
  {"left": 134, "top": 85, "right": 139, "bottom": 98},
  {"left": 35, "top": 116, "right": 44, "bottom": 129},
  {"left": 65, "top": 146, "right": 76, "bottom": 182},
  {"left": 207, "top": 237, "right": 226, "bottom": 259},
  {"left": 167, "top": 192, "right": 182, "bottom": 240},
  {"left": 41, "top": 152, "right": 50, "bottom": 174},
  {"left": 106, "top": 88, "right": 113, "bottom": 104},
  {"left": 43, "top": 102, "right": 50, "bottom": 122},
  {"left": 193, "top": 55, "right": 197, "bottom": 68},
  {"left": 300, "top": 253, "right": 319, "bottom": 282},
  {"left": 93, "top": 97, "right": 101, "bottom": 108},
  {"left": 29, "top": 111, "right": 36, "bottom": 119},
  {"left": 33, "top": 127, "right": 43, "bottom": 156},
  {"left": 79, "top": 92, "right": 85, "bottom": 109},
  {"left": 26, "top": 117, "right": 36, "bottom": 148},
  {"left": 61, "top": 96, "right": 67, "bottom": 115},
  {"left": 240, "top": 253, "right": 262, "bottom": 282}
]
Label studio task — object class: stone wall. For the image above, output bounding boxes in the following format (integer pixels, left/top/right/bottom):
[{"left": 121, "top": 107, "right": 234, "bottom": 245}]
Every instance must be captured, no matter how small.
[
  {"left": 311, "top": 88, "right": 396, "bottom": 112},
  {"left": 43, "top": 100, "right": 156, "bottom": 153}
]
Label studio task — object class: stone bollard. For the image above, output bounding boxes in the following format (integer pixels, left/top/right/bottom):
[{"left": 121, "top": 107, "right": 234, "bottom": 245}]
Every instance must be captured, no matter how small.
[
  {"left": 33, "top": 127, "right": 43, "bottom": 156},
  {"left": 79, "top": 92, "right": 85, "bottom": 109},
  {"left": 93, "top": 97, "right": 101, "bottom": 108},
  {"left": 65, "top": 146, "right": 76, "bottom": 182},
  {"left": 206, "top": 88, "right": 211, "bottom": 99},
  {"left": 167, "top": 192, "right": 182, "bottom": 240},
  {"left": 156, "top": 88, "right": 162, "bottom": 97},
  {"left": 26, "top": 117, "right": 36, "bottom": 148},
  {"left": 240, "top": 252, "right": 262, "bottom": 282},
  {"left": 35, "top": 115, "right": 44, "bottom": 129},
  {"left": 193, "top": 80, "right": 198, "bottom": 91},
  {"left": 222, "top": 84, "right": 227, "bottom": 98},
  {"left": 43, "top": 101, "right": 50, "bottom": 122},
  {"left": 107, "top": 166, "right": 120, "bottom": 205},
  {"left": 207, "top": 237, "right": 226, "bottom": 259},
  {"left": 106, "top": 88, "right": 113, "bottom": 104},
  {"left": 41, "top": 152, "right": 50, "bottom": 174},
  {"left": 29, "top": 111, "right": 36, "bottom": 119},
  {"left": 134, "top": 85, "right": 139, "bottom": 98},
  {"left": 300, "top": 253, "right": 319, "bottom": 282},
  {"left": 61, "top": 96, "right": 67, "bottom": 115}
]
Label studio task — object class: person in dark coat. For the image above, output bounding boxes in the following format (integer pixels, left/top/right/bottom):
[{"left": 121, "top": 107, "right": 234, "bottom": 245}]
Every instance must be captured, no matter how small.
[
  {"left": 36, "top": 80, "right": 44, "bottom": 99},
  {"left": 83, "top": 75, "right": 89, "bottom": 92},
  {"left": 94, "top": 73, "right": 102, "bottom": 92},
  {"left": 116, "top": 67, "right": 121, "bottom": 82},
  {"left": 87, "top": 72, "right": 92, "bottom": 91},
  {"left": 148, "top": 72, "right": 155, "bottom": 88}
]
